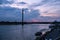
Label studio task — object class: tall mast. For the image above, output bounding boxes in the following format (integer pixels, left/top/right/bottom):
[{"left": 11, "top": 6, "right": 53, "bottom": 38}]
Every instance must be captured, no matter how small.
[
  {"left": 21, "top": 8, "right": 25, "bottom": 40},
  {"left": 22, "top": 8, "right": 24, "bottom": 26}
]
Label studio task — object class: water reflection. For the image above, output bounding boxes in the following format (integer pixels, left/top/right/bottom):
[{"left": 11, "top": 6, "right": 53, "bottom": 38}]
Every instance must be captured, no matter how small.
[
  {"left": 0, "top": 25, "right": 22, "bottom": 40},
  {"left": 0, "top": 24, "right": 50, "bottom": 40}
]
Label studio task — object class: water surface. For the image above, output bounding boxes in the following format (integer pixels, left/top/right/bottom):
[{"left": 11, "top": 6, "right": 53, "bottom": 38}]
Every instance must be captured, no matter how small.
[{"left": 0, "top": 24, "right": 49, "bottom": 40}]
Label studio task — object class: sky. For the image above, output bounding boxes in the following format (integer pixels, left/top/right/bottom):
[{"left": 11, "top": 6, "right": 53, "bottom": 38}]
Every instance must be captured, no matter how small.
[{"left": 0, "top": 0, "right": 60, "bottom": 22}]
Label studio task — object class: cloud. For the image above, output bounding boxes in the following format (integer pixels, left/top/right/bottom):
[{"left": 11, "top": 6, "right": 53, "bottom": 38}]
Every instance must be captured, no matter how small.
[
  {"left": 0, "top": 6, "right": 40, "bottom": 22},
  {"left": 30, "top": 0, "right": 60, "bottom": 7},
  {"left": 0, "top": 0, "right": 2, "bottom": 4},
  {"left": 0, "top": 0, "right": 60, "bottom": 22},
  {"left": 18, "top": 2, "right": 27, "bottom": 4},
  {"left": 22, "top": 0, "right": 42, "bottom": 5},
  {"left": 32, "top": 0, "right": 60, "bottom": 18},
  {"left": 0, "top": 0, "right": 29, "bottom": 9},
  {"left": 39, "top": 6, "right": 60, "bottom": 17},
  {"left": 0, "top": 0, "right": 14, "bottom": 4},
  {"left": 0, "top": 6, "right": 22, "bottom": 22},
  {"left": 0, "top": 0, "right": 43, "bottom": 9},
  {"left": 23, "top": 9, "right": 40, "bottom": 22}
]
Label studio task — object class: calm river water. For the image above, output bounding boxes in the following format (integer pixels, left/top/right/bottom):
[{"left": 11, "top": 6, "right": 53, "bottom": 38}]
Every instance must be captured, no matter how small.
[{"left": 0, "top": 24, "right": 49, "bottom": 40}]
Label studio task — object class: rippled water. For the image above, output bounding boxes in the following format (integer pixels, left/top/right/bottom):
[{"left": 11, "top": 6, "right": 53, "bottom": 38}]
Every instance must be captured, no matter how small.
[{"left": 0, "top": 24, "right": 49, "bottom": 40}]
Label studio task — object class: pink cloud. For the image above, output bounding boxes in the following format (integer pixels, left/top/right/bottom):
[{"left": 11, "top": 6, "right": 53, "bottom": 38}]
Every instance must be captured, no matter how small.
[{"left": 32, "top": 19, "right": 39, "bottom": 22}]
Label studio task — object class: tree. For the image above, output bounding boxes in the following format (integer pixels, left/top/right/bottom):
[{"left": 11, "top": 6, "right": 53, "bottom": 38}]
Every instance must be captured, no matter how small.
[
  {"left": 49, "top": 20, "right": 60, "bottom": 29},
  {"left": 35, "top": 32, "right": 42, "bottom": 36},
  {"left": 35, "top": 32, "right": 42, "bottom": 40}
]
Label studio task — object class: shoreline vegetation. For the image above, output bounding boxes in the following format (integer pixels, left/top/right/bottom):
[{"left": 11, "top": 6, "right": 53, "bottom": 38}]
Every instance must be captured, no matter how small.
[
  {"left": 35, "top": 21, "right": 60, "bottom": 40},
  {"left": 0, "top": 21, "right": 60, "bottom": 25}
]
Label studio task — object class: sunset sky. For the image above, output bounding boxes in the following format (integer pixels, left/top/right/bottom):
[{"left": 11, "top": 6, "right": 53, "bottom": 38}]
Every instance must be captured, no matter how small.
[{"left": 0, "top": 0, "right": 60, "bottom": 22}]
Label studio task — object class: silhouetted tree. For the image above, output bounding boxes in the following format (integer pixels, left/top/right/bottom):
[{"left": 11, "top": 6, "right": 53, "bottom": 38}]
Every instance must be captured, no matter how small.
[
  {"left": 35, "top": 32, "right": 46, "bottom": 40},
  {"left": 35, "top": 32, "right": 42, "bottom": 40},
  {"left": 49, "top": 20, "right": 60, "bottom": 29},
  {"left": 35, "top": 32, "right": 42, "bottom": 36},
  {"left": 35, "top": 20, "right": 60, "bottom": 40}
]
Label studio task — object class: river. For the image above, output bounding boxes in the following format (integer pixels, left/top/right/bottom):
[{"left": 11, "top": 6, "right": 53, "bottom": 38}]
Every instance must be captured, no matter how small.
[{"left": 0, "top": 24, "right": 49, "bottom": 40}]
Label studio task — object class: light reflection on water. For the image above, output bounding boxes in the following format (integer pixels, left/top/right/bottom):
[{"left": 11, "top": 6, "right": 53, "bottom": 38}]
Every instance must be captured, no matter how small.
[{"left": 0, "top": 24, "right": 50, "bottom": 40}]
